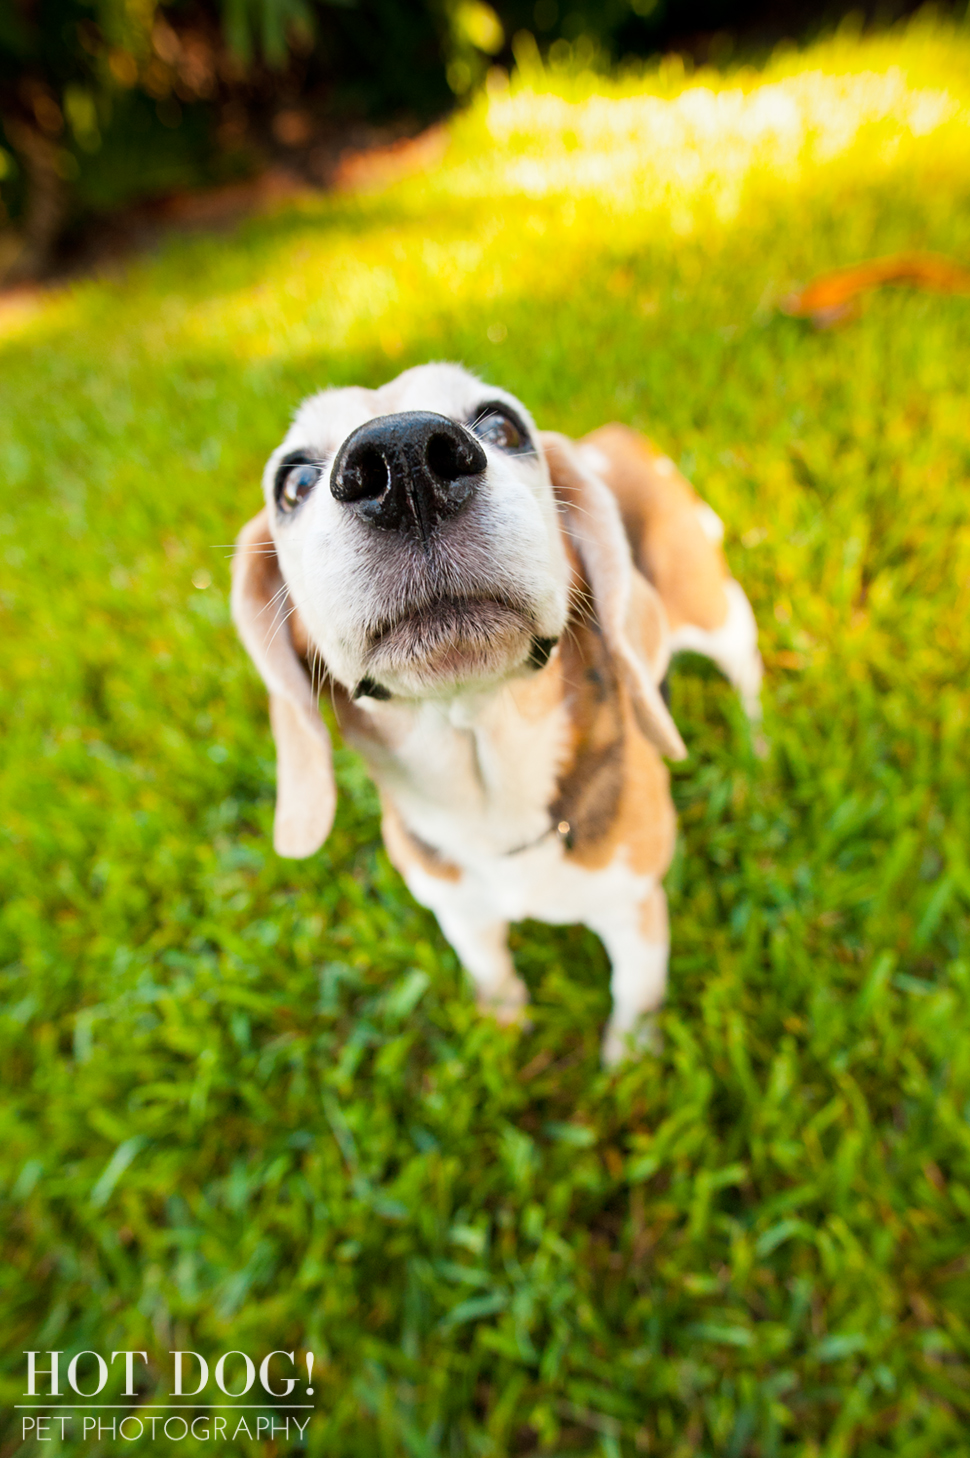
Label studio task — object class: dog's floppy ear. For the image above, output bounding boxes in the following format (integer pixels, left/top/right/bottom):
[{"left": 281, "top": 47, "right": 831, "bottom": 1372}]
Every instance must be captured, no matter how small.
[
  {"left": 231, "top": 509, "right": 337, "bottom": 857},
  {"left": 541, "top": 432, "right": 687, "bottom": 762}
]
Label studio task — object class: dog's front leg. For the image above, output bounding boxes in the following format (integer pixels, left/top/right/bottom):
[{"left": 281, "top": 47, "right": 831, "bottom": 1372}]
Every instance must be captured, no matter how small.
[
  {"left": 432, "top": 905, "right": 528, "bottom": 1026},
  {"left": 593, "top": 883, "right": 670, "bottom": 1066}
]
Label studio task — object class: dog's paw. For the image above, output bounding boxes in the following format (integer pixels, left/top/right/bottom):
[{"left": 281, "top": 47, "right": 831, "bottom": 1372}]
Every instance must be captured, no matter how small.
[
  {"left": 478, "top": 976, "right": 530, "bottom": 1028},
  {"left": 601, "top": 1014, "right": 663, "bottom": 1067}
]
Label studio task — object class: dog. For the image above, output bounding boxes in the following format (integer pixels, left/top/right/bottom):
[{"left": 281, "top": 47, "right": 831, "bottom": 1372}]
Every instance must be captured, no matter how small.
[{"left": 231, "top": 363, "right": 761, "bottom": 1063}]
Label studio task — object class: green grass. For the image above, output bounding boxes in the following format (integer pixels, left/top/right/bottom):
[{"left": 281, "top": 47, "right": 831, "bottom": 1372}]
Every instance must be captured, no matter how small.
[{"left": 4, "top": 14, "right": 970, "bottom": 1455}]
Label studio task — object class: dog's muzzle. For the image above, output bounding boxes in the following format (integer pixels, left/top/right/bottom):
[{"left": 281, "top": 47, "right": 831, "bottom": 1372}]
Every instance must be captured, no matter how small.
[{"left": 331, "top": 411, "right": 487, "bottom": 544}]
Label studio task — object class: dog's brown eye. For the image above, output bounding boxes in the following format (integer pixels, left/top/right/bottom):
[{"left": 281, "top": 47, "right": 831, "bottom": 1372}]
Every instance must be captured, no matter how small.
[
  {"left": 275, "top": 454, "right": 322, "bottom": 513},
  {"left": 469, "top": 405, "right": 532, "bottom": 455},
  {"left": 475, "top": 412, "right": 521, "bottom": 451}
]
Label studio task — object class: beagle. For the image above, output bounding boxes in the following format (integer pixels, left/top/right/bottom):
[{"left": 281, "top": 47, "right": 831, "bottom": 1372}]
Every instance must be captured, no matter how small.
[{"left": 231, "top": 363, "right": 761, "bottom": 1063}]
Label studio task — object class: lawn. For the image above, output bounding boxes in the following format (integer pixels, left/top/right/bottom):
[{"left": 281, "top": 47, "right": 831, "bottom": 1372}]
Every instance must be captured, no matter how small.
[{"left": 3, "top": 15, "right": 970, "bottom": 1456}]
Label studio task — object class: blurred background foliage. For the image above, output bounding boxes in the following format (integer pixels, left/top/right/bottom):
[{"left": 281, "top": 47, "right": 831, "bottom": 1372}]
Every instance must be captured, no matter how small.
[{"left": 0, "top": 0, "right": 948, "bottom": 280}]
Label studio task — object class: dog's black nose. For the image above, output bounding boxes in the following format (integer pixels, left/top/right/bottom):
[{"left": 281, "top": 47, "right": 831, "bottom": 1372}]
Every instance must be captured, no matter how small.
[{"left": 331, "top": 411, "right": 486, "bottom": 542}]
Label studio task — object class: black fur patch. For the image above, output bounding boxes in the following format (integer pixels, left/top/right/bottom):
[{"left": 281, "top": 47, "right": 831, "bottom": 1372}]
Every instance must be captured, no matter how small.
[
  {"left": 527, "top": 635, "right": 559, "bottom": 670},
  {"left": 353, "top": 677, "right": 392, "bottom": 701}
]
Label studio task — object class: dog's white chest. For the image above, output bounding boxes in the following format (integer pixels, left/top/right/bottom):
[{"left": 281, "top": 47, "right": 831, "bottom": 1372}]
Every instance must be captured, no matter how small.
[
  {"left": 357, "top": 686, "right": 654, "bottom": 932},
  {"left": 366, "top": 682, "right": 571, "bottom": 860}
]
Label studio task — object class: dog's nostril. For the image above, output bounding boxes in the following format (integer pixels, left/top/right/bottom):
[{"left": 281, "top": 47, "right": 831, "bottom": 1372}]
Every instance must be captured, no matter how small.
[
  {"left": 426, "top": 430, "right": 485, "bottom": 482},
  {"left": 355, "top": 446, "right": 390, "bottom": 499},
  {"left": 337, "top": 444, "right": 389, "bottom": 502}
]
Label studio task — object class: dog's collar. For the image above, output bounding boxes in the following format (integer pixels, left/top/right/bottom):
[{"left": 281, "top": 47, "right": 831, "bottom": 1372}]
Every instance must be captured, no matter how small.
[
  {"left": 398, "top": 814, "right": 573, "bottom": 878},
  {"left": 505, "top": 818, "right": 573, "bottom": 856}
]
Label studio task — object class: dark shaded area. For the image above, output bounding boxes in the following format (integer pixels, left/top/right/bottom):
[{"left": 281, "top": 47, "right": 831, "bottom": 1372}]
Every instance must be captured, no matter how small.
[
  {"left": 535, "top": 0, "right": 932, "bottom": 58},
  {"left": 0, "top": 0, "right": 456, "bottom": 279}
]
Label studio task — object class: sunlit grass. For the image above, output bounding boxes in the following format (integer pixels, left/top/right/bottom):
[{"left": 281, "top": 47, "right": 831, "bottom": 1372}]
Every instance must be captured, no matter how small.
[{"left": 3, "top": 13, "right": 970, "bottom": 1457}]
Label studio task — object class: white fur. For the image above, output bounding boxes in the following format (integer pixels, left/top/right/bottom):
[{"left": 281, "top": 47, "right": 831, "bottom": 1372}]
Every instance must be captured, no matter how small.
[
  {"left": 669, "top": 578, "right": 763, "bottom": 721},
  {"left": 360, "top": 679, "right": 571, "bottom": 861},
  {"left": 695, "top": 502, "right": 725, "bottom": 543},
  {"left": 404, "top": 823, "right": 663, "bottom": 1055},
  {"left": 578, "top": 442, "right": 611, "bottom": 475},
  {"left": 600, "top": 904, "right": 668, "bottom": 1065}
]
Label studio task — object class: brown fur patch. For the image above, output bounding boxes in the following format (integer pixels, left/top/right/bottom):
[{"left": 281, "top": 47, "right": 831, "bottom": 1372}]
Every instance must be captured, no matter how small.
[
  {"left": 553, "top": 570, "right": 676, "bottom": 877},
  {"left": 542, "top": 430, "right": 686, "bottom": 763},
  {"left": 551, "top": 599, "right": 626, "bottom": 857},
  {"left": 583, "top": 423, "right": 729, "bottom": 634},
  {"left": 561, "top": 694, "right": 675, "bottom": 876},
  {"left": 288, "top": 605, "right": 311, "bottom": 660},
  {"left": 626, "top": 568, "right": 669, "bottom": 679}
]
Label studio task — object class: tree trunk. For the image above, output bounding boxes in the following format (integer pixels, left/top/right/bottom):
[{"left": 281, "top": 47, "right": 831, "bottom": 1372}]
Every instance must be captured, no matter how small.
[{"left": 1, "top": 117, "right": 68, "bottom": 282}]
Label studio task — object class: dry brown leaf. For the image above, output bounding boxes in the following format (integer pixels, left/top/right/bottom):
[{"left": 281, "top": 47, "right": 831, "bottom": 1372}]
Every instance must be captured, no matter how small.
[{"left": 781, "top": 253, "right": 970, "bottom": 328}]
